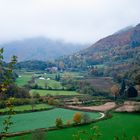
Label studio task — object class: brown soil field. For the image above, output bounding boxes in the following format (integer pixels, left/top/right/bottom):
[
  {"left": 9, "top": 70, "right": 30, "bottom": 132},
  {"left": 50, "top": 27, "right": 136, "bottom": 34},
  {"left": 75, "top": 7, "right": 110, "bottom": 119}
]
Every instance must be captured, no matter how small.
[
  {"left": 84, "top": 77, "right": 116, "bottom": 92},
  {"left": 115, "top": 101, "right": 140, "bottom": 112}
]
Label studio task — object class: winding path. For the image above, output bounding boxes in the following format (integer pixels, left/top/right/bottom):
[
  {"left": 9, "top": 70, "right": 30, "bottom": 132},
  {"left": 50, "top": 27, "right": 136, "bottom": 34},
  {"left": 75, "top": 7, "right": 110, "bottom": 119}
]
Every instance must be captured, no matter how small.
[{"left": 98, "top": 112, "right": 105, "bottom": 119}]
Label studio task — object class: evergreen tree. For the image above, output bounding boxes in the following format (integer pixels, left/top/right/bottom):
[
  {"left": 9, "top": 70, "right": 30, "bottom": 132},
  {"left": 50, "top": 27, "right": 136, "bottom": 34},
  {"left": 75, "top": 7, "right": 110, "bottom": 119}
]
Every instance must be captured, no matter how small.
[{"left": 119, "top": 79, "right": 126, "bottom": 96}]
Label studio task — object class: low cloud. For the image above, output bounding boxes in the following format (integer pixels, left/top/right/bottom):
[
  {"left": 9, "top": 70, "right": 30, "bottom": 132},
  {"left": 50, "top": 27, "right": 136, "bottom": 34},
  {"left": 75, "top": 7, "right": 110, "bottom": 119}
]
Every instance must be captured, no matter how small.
[{"left": 0, "top": 0, "right": 140, "bottom": 44}]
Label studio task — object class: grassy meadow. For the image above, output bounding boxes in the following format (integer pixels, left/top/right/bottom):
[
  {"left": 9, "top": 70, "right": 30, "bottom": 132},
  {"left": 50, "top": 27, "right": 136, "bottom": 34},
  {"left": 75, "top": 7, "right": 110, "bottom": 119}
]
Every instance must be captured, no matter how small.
[
  {"left": 16, "top": 73, "right": 63, "bottom": 89},
  {"left": 0, "top": 108, "right": 100, "bottom": 133},
  {"left": 15, "top": 71, "right": 84, "bottom": 88},
  {"left": 15, "top": 73, "right": 32, "bottom": 87},
  {"left": 5, "top": 113, "right": 140, "bottom": 140},
  {"left": 36, "top": 79, "right": 63, "bottom": 89}
]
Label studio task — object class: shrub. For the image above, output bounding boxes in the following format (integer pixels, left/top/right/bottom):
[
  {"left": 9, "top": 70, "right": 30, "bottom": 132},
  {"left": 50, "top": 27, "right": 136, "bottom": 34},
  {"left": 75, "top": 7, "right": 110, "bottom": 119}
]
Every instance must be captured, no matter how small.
[
  {"left": 48, "top": 98, "right": 54, "bottom": 105},
  {"left": 53, "top": 99, "right": 61, "bottom": 106},
  {"left": 47, "top": 98, "right": 60, "bottom": 106},
  {"left": 82, "top": 113, "right": 91, "bottom": 123},
  {"left": 66, "top": 120, "right": 71, "bottom": 126},
  {"left": 55, "top": 118, "right": 63, "bottom": 128},
  {"left": 73, "top": 112, "right": 82, "bottom": 124}
]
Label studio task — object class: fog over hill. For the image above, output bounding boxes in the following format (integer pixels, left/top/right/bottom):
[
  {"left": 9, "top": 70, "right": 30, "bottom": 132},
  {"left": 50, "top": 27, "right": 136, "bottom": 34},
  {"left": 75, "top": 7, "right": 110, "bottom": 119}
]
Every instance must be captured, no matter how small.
[{"left": 1, "top": 37, "right": 88, "bottom": 62}]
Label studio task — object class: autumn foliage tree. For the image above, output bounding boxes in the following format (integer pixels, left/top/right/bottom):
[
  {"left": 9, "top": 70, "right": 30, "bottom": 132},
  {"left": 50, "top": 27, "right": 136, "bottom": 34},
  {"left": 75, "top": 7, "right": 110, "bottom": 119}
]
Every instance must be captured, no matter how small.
[
  {"left": 0, "top": 48, "right": 17, "bottom": 139},
  {"left": 111, "top": 85, "right": 120, "bottom": 100},
  {"left": 73, "top": 112, "right": 82, "bottom": 124}
]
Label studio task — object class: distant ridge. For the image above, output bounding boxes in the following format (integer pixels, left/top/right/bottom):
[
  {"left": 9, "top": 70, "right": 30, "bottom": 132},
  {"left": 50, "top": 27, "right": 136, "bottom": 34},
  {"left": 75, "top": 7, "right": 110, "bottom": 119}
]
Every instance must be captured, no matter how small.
[
  {"left": 0, "top": 37, "right": 87, "bottom": 62},
  {"left": 79, "top": 23, "right": 140, "bottom": 62}
]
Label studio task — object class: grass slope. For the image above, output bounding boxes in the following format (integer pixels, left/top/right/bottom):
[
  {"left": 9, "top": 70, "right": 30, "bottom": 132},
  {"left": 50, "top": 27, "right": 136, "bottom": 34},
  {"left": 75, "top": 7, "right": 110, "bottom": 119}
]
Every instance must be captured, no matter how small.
[
  {"left": 15, "top": 74, "right": 32, "bottom": 87},
  {"left": 0, "top": 108, "right": 100, "bottom": 133},
  {"left": 36, "top": 79, "right": 63, "bottom": 89},
  {"left": 6, "top": 113, "right": 140, "bottom": 140}
]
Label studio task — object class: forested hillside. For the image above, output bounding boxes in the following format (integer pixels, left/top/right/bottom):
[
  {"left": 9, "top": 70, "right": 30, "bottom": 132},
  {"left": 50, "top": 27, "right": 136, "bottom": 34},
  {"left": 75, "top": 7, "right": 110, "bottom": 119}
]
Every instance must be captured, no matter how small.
[{"left": 57, "top": 24, "right": 140, "bottom": 71}]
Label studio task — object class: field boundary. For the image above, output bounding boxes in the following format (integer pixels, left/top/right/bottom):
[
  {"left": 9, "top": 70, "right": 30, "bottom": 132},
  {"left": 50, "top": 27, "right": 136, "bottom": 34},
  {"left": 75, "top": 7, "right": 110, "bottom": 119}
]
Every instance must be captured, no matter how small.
[{"left": 0, "top": 107, "right": 55, "bottom": 115}]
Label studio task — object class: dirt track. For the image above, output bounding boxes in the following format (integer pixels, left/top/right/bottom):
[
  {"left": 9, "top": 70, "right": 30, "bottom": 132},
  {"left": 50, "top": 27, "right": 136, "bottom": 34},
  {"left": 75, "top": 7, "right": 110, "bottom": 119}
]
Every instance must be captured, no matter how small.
[
  {"left": 67, "top": 102, "right": 116, "bottom": 112},
  {"left": 67, "top": 101, "right": 140, "bottom": 112}
]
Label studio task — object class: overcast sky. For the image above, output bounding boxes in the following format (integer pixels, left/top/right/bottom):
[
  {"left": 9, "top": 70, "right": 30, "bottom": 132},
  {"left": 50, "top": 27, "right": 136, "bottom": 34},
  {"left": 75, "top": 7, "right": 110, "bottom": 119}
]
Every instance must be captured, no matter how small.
[{"left": 0, "top": 0, "right": 140, "bottom": 44}]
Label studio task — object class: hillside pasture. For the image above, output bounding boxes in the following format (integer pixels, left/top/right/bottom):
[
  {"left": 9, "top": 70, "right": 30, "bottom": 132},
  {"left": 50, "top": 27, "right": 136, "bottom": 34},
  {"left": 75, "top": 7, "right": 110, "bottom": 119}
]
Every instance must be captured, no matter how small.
[
  {"left": 15, "top": 71, "right": 84, "bottom": 88},
  {"left": 15, "top": 74, "right": 32, "bottom": 87},
  {"left": 0, "top": 108, "right": 100, "bottom": 133},
  {"left": 36, "top": 79, "right": 63, "bottom": 89},
  {"left": 16, "top": 72, "right": 65, "bottom": 89},
  {"left": 6, "top": 113, "right": 140, "bottom": 140},
  {"left": 46, "top": 112, "right": 140, "bottom": 140}
]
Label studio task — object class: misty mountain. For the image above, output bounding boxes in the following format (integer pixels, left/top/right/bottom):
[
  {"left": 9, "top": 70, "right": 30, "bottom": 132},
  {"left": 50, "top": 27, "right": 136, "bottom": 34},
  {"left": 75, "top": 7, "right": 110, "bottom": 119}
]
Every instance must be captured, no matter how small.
[
  {"left": 1, "top": 37, "right": 87, "bottom": 62},
  {"left": 58, "top": 23, "right": 140, "bottom": 70}
]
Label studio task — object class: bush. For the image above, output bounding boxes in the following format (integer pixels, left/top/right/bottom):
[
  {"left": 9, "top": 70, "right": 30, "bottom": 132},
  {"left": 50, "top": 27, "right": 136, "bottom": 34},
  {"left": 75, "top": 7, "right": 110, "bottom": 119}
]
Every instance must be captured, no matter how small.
[
  {"left": 53, "top": 99, "right": 60, "bottom": 106},
  {"left": 73, "top": 112, "right": 82, "bottom": 124},
  {"left": 48, "top": 98, "right": 54, "bottom": 105},
  {"left": 47, "top": 98, "right": 61, "bottom": 106},
  {"left": 55, "top": 118, "right": 63, "bottom": 127},
  {"left": 9, "top": 98, "right": 31, "bottom": 106},
  {"left": 66, "top": 120, "right": 71, "bottom": 126},
  {"left": 82, "top": 113, "right": 91, "bottom": 123}
]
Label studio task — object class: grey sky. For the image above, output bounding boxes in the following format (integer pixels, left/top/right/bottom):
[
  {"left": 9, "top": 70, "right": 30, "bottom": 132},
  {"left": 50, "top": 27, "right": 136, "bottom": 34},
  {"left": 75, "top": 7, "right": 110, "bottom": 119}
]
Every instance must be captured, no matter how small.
[{"left": 0, "top": 0, "right": 140, "bottom": 44}]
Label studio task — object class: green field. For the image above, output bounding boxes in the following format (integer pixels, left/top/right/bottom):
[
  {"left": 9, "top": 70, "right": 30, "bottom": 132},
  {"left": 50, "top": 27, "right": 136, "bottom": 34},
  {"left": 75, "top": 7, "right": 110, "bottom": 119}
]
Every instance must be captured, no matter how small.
[
  {"left": 36, "top": 79, "right": 63, "bottom": 89},
  {"left": 0, "top": 108, "right": 100, "bottom": 133},
  {"left": 46, "top": 113, "right": 140, "bottom": 140},
  {"left": 15, "top": 71, "right": 83, "bottom": 88},
  {"left": 6, "top": 113, "right": 140, "bottom": 140},
  {"left": 16, "top": 72, "right": 64, "bottom": 89},
  {"left": 15, "top": 74, "right": 32, "bottom": 87},
  {"left": 0, "top": 104, "right": 52, "bottom": 112},
  {"left": 30, "top": 89, "right": 79, "bottom": 96}
]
